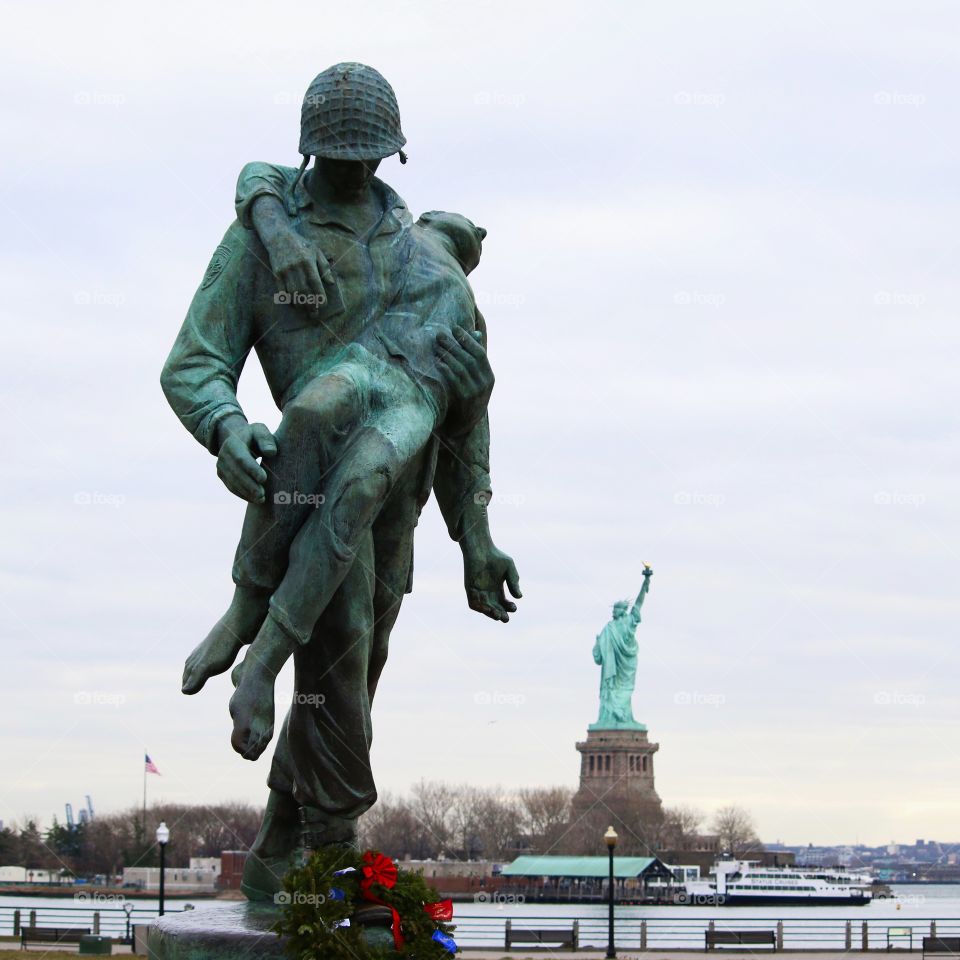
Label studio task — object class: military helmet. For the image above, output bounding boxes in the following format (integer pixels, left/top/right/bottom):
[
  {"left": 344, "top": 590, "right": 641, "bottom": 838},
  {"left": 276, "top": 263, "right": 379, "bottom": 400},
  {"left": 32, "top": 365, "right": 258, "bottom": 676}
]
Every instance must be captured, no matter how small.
[{"left": 299, "top": 62, "right": 407, "bottom": 162}]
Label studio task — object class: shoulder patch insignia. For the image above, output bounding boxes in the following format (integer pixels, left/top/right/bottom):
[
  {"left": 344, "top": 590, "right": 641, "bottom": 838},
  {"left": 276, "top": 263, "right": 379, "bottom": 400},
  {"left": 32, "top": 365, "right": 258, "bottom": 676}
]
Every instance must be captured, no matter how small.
[{"left": 201, "top": 244, "right": 233, "bottom": 289}]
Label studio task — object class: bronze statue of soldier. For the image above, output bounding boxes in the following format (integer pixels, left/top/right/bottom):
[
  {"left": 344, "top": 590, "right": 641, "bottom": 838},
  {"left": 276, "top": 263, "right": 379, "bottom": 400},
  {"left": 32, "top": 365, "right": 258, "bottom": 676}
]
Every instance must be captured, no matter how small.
[{"left": 162, "top": 63, "right": 521, "bottom": 899}]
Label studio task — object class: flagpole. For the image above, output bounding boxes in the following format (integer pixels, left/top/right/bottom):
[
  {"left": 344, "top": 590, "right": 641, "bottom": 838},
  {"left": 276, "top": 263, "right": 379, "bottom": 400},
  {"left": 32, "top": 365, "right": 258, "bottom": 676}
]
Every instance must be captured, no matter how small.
[{"left": 142, "top": 749, "right": 146, "bottom": 834}]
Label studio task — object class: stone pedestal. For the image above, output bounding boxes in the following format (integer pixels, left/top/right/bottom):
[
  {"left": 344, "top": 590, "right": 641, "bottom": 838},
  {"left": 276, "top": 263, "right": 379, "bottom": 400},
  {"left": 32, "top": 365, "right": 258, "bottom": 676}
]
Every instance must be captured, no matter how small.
[
  {"left": 147, "top": 902, "right": 396, "bottom": 960},
  {"left": 574, "top": 726, "right": 662, "bottom": 814},
  {"left": 147, "top": 904, "right": 285, "bottom": 960}
]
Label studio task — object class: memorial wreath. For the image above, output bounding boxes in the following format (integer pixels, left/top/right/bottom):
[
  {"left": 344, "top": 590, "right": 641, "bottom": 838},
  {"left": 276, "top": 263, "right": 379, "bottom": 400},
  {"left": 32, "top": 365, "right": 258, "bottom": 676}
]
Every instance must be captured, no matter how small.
[{"left": 274, "top": 847, "right": 458, "bottom": 960}]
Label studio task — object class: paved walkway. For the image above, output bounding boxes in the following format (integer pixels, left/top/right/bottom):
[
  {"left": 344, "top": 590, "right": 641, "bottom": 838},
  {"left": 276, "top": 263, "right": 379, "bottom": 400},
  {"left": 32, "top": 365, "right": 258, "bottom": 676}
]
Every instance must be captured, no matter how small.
[
  {"left": 461, "top": 952, "right": 863, "bottom": 959},
  {"left": 1, "top": 944, "right": 893, "bottom": 958}
]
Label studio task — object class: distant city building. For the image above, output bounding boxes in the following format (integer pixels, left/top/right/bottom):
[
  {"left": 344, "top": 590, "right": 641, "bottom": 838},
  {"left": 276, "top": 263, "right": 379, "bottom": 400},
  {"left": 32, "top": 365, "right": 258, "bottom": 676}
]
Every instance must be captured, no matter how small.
[
  {"left": 122, "top": 860, "right": 220, "bottom": 891},
  {"left": 400, "top": 858, "right": 501, "bottom": 879},
  {"left": 0, "top": 867, "right": 60, "bottom": 884},
  {"left": 219, "top": 851, "right": 248, "bottom": 890},
  {"left": 684, "top": 834, "right": 722, "bottom": 853},
  {"left": 764, "top": 839, "right": 960, "bottom": 882}
]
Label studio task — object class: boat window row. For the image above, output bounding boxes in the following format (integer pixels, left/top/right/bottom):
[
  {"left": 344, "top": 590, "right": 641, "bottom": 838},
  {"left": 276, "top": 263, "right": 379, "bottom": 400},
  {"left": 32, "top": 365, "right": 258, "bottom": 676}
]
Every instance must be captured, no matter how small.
[{"left": 728, "top": 884, "right": 818, "bottom": 891}]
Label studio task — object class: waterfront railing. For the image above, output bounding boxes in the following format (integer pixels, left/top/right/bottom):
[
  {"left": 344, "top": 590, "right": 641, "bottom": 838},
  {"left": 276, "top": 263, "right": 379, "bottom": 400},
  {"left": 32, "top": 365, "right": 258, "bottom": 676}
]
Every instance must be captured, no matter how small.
[
  {"left": 2, "top": 905, "right": 959, "bottom": 950},
  {"left": 451, "top": 915, "right": 960, "bottom": 950},
  {"left": 0, "top": 904, "right": 188, "bottom": 941}
]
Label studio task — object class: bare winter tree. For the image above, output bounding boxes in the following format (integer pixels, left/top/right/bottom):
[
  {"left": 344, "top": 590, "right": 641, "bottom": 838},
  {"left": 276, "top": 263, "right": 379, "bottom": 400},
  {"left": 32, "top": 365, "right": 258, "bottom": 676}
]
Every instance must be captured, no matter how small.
[
  {"left": 448, "top": 784, "right": 484, "bottom": 859},
  {"left": 410, "top": 780, "right": 456, "bottom": 857},
  {"left": 33, "top": 786, "right": 720, "bottom": 877},
  {"left": 42, "top": 803, "right": 262, "bottom": 878},
  {"left": 518, "top": 786, "right": 574, "bottom": 854},
  {"left": 359, "top": 793, "right": 426, "bottom": 858},
  {"left": 470, "top": 788, "right": 523, "bottom": 860},
  {"left": 660, "top": 804, "right": 705, "bottom": 848},
  {"left": 711, "top": 805, "right": 763, "bottom": 856}
]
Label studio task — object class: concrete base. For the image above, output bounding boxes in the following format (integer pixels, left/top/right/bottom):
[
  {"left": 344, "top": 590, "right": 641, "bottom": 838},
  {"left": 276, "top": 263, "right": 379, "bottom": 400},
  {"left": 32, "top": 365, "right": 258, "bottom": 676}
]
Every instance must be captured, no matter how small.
[
  {"left": 147, "top": 904, "right": 286, "bottom": 960},
  {"left": 146, "top": 902, "right": 396, "bottom": 960}
]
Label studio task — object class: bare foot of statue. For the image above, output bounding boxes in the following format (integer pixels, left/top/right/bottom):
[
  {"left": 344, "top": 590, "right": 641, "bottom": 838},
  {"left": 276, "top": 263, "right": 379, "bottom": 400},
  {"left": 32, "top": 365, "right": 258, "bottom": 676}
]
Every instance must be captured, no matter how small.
[
  {"left": 228, "top": 666, "right": 275, "bottom": 760},
  {"left": 181, "top": 586, "right": 270, "bottom": 694},
  {"left": 230, "top": 657, "right": 246, "bottom": 688},
  {"left": 228, "top": 614, "right": 296, "bottom": 760}
]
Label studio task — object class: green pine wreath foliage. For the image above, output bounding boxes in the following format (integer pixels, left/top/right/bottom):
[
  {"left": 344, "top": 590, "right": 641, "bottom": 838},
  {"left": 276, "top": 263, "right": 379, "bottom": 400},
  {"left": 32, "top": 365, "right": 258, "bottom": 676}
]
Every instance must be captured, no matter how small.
[{"left": 273, "top": 847, "right": 456, "bottom": 960}]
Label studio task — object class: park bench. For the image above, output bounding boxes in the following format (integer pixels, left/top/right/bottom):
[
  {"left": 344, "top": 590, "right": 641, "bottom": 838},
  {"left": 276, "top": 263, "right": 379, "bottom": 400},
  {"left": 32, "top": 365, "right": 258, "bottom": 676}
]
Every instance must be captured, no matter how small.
[
  {"left": 887, "top": 927, "right": 913, "bottom": 951},
  {"left": 705, "top": 929, "right": 777, "bottom": 951},
  {"left": 20, "top": 926, "right": 91, "bottom": 950},
  {"left": 505, "top": 919, "right": 579, "bottom": 950},
  {"left": 923, "top": 937, "right": 960, "bottom": 959}
]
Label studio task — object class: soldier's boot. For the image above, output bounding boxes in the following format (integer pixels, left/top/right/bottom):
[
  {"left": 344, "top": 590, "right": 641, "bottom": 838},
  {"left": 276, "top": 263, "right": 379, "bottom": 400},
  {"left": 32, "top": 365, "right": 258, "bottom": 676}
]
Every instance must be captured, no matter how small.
[
  {"left": 299, "top": 805, "right": 358, "bottom": 852},
  {"left": 240, "top": 788, "right": 302, "bottom": 902}
]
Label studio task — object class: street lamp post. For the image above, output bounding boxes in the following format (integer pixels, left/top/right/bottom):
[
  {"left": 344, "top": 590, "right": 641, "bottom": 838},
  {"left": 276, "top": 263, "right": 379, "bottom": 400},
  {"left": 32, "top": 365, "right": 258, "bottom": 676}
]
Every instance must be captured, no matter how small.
[
  {"left": 604, "top": 826, "right": 618, "bottom": 959},
  {"left": 156, "top": 822, "right": 170, "bottom": 917},
  {"left": 123, "top": 901, "right": 134, "bottom": 943}
]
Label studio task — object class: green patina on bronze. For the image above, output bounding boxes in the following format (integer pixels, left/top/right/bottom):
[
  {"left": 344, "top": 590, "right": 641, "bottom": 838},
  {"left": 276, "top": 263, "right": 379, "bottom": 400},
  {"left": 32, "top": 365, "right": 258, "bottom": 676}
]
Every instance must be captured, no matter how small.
[
  {"left": 160, "top": 63, "right": 521, "bottom": 907},
  {"left": 590, "top": 566, "right": 653, "bottom": 731}
]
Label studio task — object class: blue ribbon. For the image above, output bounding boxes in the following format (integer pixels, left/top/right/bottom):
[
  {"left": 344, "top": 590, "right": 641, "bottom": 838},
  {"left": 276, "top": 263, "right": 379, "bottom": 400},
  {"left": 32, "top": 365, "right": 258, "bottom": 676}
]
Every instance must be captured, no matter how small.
[{"left": 432, "top": 930, "right": 458, "bottom": 953}]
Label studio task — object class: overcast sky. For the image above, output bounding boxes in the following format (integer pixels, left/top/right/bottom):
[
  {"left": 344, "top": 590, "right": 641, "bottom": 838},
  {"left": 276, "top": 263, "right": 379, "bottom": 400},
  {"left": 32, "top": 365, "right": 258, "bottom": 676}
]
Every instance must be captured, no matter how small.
[{"left": 2, "top": 0, "right": 958, "bottom": 848}]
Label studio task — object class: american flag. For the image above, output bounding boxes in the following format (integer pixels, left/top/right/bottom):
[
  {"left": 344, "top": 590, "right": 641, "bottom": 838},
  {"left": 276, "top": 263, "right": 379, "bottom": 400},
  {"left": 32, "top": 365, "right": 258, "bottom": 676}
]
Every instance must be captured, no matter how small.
[{"left": 144, "top": 753, "right": 161, "bottom": 775}]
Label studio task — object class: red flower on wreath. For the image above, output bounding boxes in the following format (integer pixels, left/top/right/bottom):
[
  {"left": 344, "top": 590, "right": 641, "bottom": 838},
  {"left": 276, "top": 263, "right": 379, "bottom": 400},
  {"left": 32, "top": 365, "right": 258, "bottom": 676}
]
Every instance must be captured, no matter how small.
[{"left": 360, "top": 851, "right": 399, "bottom": 894}]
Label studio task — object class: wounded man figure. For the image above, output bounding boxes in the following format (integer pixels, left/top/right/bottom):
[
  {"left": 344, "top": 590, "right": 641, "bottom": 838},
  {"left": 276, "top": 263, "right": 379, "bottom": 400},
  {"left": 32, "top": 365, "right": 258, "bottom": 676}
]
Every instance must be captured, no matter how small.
[
  {"left": 161, "top": 62, "right": 520, "bottom": 898},
  {"left": 184, "top": 197, "right": 492, "bottom": 752}
]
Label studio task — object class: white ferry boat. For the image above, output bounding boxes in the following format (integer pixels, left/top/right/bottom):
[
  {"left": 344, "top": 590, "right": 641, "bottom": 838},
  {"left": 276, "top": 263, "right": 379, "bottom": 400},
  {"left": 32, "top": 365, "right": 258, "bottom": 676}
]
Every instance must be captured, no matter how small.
[{"left": 681, "top": 858, "right": 873, "bottom": 906}]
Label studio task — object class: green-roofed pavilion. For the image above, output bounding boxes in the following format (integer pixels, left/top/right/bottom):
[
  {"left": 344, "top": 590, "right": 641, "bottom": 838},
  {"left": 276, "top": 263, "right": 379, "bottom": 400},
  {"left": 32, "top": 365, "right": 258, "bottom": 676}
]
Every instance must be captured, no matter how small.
[
  {"left": 498, "top": 855, "right": 677, "bottom": 904},
  {"left": 503, "top": 855, "right": 673, "bottom": 880}
]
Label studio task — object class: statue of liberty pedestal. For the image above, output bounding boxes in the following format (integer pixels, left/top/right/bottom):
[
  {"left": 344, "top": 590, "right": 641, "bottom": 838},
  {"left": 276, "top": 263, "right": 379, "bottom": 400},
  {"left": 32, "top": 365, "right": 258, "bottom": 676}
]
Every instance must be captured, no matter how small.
[{"left": 590, "top": 564, "right": 652, "bottom": 730}]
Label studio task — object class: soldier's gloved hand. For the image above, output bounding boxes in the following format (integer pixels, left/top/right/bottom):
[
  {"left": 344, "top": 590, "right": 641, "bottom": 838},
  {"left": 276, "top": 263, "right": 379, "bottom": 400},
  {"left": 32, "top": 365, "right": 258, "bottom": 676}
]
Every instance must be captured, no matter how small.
[
  {"left": 437, "top": 326, "right": 494, "bottom": 434},
  {"left": 267, "top": 231, "right": 335, "bottom": 310},
  {"left": 216, "top": 421, "right": 277, "bottom": 503}
]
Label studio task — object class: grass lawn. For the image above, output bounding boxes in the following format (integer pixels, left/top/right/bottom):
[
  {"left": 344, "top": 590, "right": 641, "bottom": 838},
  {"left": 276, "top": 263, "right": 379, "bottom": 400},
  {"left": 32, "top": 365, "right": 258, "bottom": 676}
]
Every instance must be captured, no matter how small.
[{"left": 0, "top": 953, "right": 82, "bottom": 959}]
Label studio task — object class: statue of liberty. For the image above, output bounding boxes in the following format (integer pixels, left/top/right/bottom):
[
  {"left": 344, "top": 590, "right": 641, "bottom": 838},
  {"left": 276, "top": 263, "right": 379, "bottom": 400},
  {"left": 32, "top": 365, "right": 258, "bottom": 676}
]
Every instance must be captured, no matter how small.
[{"left": 590, "top": 565, "right": 652, "bottom": 730}]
